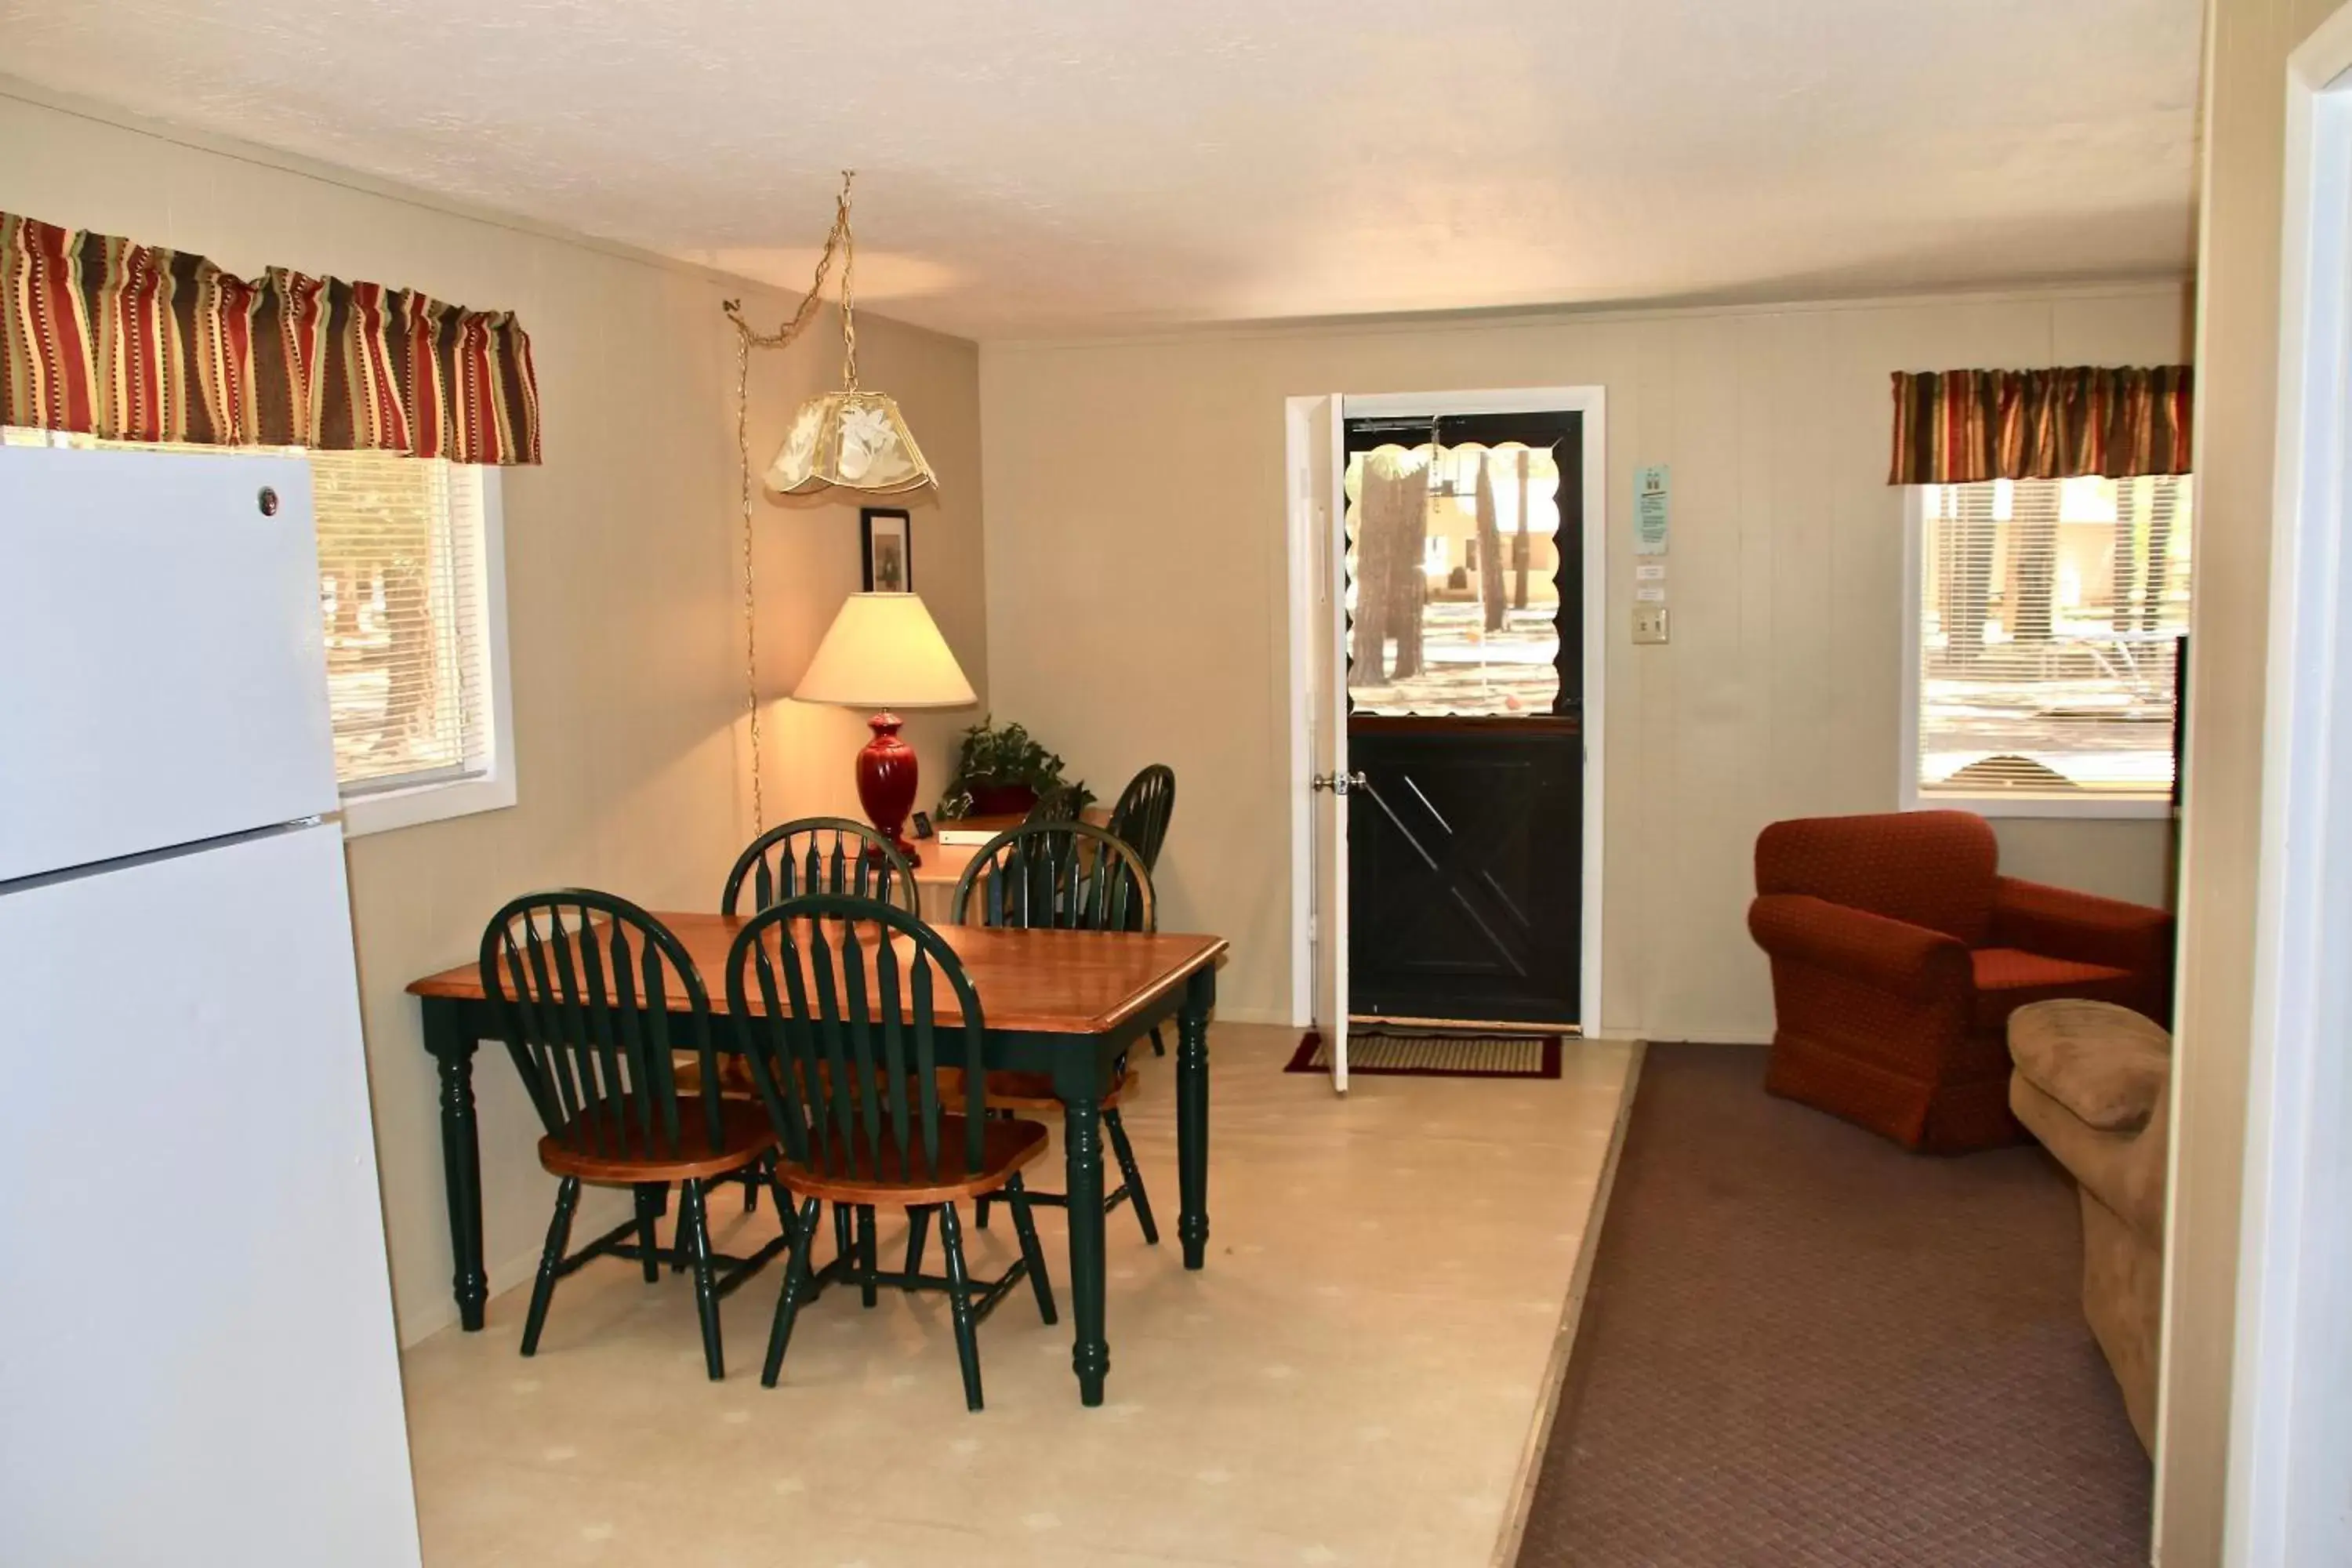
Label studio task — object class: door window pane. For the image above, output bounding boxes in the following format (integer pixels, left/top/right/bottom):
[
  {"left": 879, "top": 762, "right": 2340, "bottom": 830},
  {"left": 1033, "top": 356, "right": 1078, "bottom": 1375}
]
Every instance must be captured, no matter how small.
[{"left": 1345, "top": 441, "right": 1561, "bottom": 717}]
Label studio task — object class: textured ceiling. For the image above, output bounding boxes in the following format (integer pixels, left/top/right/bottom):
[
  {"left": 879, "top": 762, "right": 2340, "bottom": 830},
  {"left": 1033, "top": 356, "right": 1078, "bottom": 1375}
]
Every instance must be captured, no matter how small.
[{"left": 1, "top": 0, "right": 2201, "bottom": 339}]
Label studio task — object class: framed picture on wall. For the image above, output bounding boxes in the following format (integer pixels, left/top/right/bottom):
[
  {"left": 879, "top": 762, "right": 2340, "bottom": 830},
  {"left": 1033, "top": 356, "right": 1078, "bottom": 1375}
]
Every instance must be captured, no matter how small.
[{"left": 861, "top": 507, "right": 913, "bottom": 593}]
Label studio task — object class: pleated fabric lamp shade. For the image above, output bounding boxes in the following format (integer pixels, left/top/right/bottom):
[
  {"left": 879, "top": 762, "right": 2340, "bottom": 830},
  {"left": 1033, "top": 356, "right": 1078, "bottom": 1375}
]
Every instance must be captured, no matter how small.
[
  {"left": 758, "top": 172, "right": 936, "bottom": 500},
  {"left": 766, "top": 390, "right": 935, "bottom": 498}
]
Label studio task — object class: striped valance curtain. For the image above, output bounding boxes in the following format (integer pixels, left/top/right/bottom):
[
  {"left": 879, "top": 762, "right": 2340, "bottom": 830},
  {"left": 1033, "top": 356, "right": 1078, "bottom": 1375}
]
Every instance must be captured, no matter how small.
[
  {"left": 1887, "top": 366, "right": 2191, "bottom": 486},
  {"left": 0, "top": 210, "right": 540, "bottom": 464}
]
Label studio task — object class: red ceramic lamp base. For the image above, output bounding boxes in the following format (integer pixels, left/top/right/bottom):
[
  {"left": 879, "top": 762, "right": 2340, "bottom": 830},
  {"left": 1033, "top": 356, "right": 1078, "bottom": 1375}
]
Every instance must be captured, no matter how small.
[{"left": 854, "top": 710, "right": 922, "bottom": 866}]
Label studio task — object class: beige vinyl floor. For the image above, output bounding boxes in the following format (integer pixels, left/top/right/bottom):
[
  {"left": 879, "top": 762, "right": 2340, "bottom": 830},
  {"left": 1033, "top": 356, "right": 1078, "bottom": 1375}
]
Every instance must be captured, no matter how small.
[{"left": 399, "top": 1023, "right": 1638, "bottom": 1568}]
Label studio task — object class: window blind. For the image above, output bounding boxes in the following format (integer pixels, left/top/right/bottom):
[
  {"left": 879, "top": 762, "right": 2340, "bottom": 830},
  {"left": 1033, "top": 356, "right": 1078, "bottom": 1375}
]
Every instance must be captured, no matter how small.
[
  {"left": 1917, "top": 474, "right": 2190, "bottom": 797},
  {"left": 314, "top": 452, "right": 490, "bottom": 794},
  {"left": 2, "top": 427, "right": 492, "bottom": 797}
]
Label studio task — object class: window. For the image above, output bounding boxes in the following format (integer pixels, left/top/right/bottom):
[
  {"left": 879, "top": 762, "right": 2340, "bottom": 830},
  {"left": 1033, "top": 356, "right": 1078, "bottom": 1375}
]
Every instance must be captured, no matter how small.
[
  {"left": 312, "top": 452, "right": 493, "bottom": 793},
  {"left": 1344, "top": 432, "right": 1568, "bottom": 718},
  {"left": 2, "top": 429, "right": 514, "bottom": 835},
  {"left": 1904, "top": 474, "right": 2191, "bottom": 815}
]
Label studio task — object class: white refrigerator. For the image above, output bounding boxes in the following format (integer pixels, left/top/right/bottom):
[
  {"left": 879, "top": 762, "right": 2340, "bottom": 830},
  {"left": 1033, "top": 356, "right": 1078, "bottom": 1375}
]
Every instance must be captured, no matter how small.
[{"left": 0, "top": 445, "right": 425, "bottom": 1566}]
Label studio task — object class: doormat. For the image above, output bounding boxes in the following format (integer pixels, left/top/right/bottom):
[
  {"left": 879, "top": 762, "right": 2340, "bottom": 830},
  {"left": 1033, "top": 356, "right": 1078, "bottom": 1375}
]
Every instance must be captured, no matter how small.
[{"left": 1284, "top": 1029, "right": 1563, "bottom": 1080}]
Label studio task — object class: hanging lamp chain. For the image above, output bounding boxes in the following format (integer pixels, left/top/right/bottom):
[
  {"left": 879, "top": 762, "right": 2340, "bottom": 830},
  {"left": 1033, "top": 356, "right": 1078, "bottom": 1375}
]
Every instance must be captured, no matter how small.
[
  {"left": 724, "top": 169, "right": 855, "bottom": 350},
  {"left": 720, "top": 169, "right": 858, "bottom": 834},
  {"left": 728, "top": 328, "right": 767, "bottom": 833},
  {"left": 837, "top": 182, "right": 859, "bottom": 390}
]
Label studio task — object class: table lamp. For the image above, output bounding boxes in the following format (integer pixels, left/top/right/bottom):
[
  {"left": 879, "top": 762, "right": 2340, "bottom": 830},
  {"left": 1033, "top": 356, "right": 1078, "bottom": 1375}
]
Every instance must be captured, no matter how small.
[{"left": 793, "top": 592, "right": 976, "bottom": 865}]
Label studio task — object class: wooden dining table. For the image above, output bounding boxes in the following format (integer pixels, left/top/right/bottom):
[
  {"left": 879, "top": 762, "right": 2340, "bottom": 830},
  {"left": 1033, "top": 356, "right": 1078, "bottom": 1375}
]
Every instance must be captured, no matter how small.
[{"left": 408, "top": 914, "right": 1226, "bottom": 1406}]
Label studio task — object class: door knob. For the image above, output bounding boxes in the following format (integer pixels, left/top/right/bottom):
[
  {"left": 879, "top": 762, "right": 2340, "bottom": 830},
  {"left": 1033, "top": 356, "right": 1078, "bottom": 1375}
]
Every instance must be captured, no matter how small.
[{"left": 1311, "top": 771, "right": 1369, "bottom": 795}]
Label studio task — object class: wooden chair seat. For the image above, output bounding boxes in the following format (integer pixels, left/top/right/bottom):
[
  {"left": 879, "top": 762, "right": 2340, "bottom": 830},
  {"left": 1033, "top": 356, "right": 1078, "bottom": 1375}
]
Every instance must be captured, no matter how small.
[
  {"left": 950, "top": 1062, "right": 1154, "bottom": 1240},
  {"left": 776, "top": 1112, "right": 1051, "bottom": 1206},
  {"left": 538, "top": 1097, "right": 777, "bottom": 1182},
  {"left": 938, "top": 1065, "right": 1139, "bottom": 1112}
]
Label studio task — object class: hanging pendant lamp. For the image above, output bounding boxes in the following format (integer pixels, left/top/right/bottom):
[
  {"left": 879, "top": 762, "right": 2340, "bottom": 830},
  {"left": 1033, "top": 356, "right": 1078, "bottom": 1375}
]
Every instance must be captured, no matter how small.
[
  {"left": 724, "top": 170, "right": 938, "bottom": 834},
  {"left": 764, "top": 172, "right": 936, "bottom": 499}
]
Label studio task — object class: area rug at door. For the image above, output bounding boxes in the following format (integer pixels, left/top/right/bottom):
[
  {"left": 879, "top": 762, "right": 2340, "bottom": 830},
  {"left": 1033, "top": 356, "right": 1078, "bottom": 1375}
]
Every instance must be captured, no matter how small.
[
  {"left": 1515, "top": 1042, "right": 2151, "bottom": 1566},
  {"left": 1283, "top": 1029, "right": 1563, "bottom": 1079}
]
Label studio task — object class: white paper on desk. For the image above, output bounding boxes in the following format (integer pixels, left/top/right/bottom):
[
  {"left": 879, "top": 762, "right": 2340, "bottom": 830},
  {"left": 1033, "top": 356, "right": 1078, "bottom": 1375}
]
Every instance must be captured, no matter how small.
[{"left": 935, "top": 828, "right": 997, "bottom": 846}]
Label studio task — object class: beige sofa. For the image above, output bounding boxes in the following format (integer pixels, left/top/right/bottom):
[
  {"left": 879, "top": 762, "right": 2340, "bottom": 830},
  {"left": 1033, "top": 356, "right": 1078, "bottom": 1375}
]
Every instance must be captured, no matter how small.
[{"left": 2007, "top": 998, "right": 2171, "bottom": 1454}]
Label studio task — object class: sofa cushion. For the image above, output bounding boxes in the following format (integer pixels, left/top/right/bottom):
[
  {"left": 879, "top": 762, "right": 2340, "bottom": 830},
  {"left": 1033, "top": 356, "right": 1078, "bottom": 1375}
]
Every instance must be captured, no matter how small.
[
  {"left": 2007, "top": 998, "right": 2170, "bottom": 1132},
  {"left": 1970, "top": 947, "right": 2136, "bottom": 1031}
]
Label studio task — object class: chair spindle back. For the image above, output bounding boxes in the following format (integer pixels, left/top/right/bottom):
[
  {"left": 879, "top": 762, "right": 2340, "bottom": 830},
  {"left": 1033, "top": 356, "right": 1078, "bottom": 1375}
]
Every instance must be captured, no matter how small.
[
  {"left": 478, "top": 890, "right": 720, "bottom": 1163},
  {"left": 721, "top": 815, "right": 921, "bottom": 916},
  {"left": 1106, "top": 764, "right": 1177, "bottom": 872},
  {"left": 726, "top": 896, "right": 993, "bottom": 1185},
  {"left": 952, "top": 821, "right": 1156, "bottom": 935}
]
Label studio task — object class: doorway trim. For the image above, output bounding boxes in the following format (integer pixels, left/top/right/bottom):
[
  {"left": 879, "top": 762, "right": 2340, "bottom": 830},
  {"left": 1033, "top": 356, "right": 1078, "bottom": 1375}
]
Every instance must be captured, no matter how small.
[
  {"left": 1286, "top": 386, "right": 1607, "bottom": 1036},
  {"left": 2217, "top": 9, "right": 2352, "bottom": 1562}
]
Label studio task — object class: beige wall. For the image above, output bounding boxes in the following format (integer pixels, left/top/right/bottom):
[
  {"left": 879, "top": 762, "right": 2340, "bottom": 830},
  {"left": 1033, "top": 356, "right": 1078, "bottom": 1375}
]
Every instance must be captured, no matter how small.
[
  {"left": 0, "top": 86, "right": 988, "bottom": 1343},
  {"left": 2157, "top": 0, "right": 2339, "bottom": 1560},
  {"left": 1992, "top": 817, "right": 2177, "bottom": 909},
  {"left": 980, "top": 287, "right": 2190, "bottom": 1037}
]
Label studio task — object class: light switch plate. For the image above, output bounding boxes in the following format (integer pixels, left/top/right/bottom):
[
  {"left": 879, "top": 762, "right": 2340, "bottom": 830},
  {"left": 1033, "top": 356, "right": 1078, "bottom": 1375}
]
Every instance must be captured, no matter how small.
[{"left": 1632, "top": 604, "right": 1670, "bottom": 644}]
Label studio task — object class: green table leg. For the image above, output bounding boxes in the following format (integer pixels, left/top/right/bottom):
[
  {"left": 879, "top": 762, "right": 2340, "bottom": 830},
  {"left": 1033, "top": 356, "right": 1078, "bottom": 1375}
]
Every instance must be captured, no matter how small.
[
  {"left": 1177, "top": 967, "right": 1214, "bottom": 1269},
  {"left": 1060, "top": 1086, "right": 1110, "bottom": 1406},
  {"left": 425, "top": 999, "right": 489, "bottom": 1331}
]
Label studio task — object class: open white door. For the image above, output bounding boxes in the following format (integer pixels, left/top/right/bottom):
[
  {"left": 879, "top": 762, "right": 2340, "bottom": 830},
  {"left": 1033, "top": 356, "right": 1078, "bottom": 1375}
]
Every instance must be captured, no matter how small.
[
  {"left": 2221, "top": 11, "right": 2352, "bottom": 1559},
  {"left": 1288, "top": 395, "right": 1351, "bottom": 1092}
]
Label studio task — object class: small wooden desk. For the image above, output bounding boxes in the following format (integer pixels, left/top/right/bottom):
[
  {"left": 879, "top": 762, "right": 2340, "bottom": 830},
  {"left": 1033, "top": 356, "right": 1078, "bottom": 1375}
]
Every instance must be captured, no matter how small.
[
  {"left": 910, "top": 838, "right": 988, "bottom": 922},
  {"left": 408, "top": 916, "right": 1225, "bottom": 1406},
  {"left": 907, "top": 810, "right": 1109, "bottom": 922}
]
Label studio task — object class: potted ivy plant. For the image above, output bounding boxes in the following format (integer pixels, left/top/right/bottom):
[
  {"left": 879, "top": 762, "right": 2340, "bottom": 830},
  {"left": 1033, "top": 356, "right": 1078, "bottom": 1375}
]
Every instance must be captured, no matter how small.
[{"left": 936, "top": 717, "right": 1091, "bottom": 819}]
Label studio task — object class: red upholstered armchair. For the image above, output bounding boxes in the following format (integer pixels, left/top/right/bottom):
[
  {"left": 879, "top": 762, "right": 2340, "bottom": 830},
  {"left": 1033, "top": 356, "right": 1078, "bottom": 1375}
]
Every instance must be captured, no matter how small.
[{"left": 1748, "top": 811, "right": 2172, "bottom": 1153}]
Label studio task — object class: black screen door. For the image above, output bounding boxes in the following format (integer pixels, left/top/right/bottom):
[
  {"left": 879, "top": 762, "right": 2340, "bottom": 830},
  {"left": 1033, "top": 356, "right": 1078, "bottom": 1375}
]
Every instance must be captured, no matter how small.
[{"left": 1344, "top": 408, "right": 1583, "bottom": 1025}]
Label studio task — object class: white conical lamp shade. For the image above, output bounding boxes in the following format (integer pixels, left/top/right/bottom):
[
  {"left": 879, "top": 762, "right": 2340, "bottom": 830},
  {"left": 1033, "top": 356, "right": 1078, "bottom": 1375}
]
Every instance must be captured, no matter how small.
[{"left": 793, "top": 592, "right": 975, "bottom": 710}]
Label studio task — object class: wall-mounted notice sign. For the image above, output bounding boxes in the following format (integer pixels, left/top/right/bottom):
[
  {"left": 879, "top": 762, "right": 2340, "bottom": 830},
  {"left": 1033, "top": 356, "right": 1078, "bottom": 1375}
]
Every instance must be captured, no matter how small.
[{"left": 1635, "top": 465, "right": 1670, "bottom": 556}]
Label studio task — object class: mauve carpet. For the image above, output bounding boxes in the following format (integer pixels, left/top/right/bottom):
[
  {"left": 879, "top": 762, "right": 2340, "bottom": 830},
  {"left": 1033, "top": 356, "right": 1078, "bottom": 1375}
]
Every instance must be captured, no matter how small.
[{"left": 1518, "top": 1043, "right": 2151, "bottom": 1566}]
